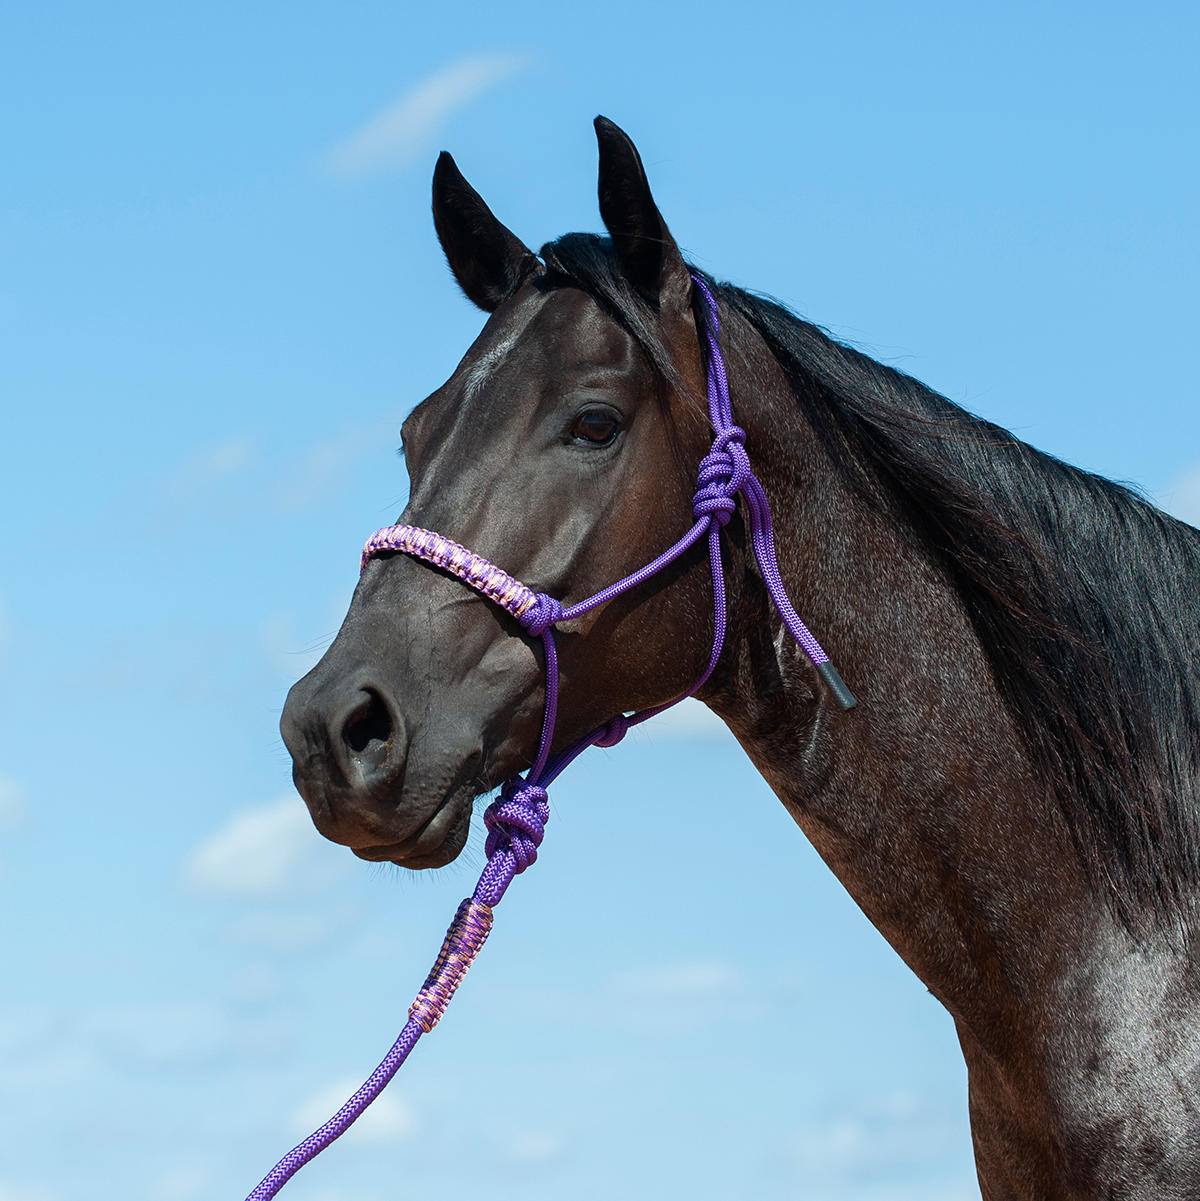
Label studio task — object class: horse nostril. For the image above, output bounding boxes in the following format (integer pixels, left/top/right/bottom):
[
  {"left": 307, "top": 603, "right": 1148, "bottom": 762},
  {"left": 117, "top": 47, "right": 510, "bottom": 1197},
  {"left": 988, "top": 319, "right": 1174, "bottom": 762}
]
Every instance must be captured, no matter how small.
[{"left": 342, "top": 692, "right": 395, "bottom": 779}]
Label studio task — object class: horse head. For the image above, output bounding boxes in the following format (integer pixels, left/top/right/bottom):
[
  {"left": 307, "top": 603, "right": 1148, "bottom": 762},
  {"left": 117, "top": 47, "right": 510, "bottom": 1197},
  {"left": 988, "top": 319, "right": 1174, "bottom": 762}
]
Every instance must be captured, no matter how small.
[{"left": 280, "top": 119, "right": 730, "bottom": 870}]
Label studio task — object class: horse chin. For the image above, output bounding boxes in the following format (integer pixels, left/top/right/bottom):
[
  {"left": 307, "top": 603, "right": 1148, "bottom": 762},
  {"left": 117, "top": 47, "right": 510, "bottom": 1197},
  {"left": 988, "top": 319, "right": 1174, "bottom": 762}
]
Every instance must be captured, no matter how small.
[
  {"left": 349, "top": 789, "right": 475, "bottom": 870},
  {"left": 294, "top": 760, "right": 480, "bottom": 871}
]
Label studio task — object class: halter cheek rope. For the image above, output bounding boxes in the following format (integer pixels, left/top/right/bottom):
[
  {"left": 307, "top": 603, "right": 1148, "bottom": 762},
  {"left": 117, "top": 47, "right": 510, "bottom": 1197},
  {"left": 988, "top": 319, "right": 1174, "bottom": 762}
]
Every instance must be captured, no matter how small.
[{"left": 244, "top": 275, "right": 855, "bottom": 1200}]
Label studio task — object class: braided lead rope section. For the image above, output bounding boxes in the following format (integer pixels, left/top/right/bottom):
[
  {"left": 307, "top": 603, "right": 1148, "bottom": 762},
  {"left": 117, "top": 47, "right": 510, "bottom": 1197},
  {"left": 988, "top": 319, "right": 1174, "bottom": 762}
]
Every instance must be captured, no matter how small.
[
  {"left": 409, "top": 899, "right": 495, "bottom": 1031},
  {"left": 244, "top": 271, "right": 856, "bottom": 1201},
  {"left": 246, "top": 900, "right": 495, "bottom": 1198},
  {"left": 245, "top": 908, "right": 491, "bottom": 1198}
]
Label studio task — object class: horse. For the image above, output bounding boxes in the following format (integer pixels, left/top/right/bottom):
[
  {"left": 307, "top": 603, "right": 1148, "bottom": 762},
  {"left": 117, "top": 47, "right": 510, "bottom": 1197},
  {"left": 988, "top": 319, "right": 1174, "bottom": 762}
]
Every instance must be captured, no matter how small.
[{"left": 279, "top": 117, "right": 1200, "bottom": 1199}]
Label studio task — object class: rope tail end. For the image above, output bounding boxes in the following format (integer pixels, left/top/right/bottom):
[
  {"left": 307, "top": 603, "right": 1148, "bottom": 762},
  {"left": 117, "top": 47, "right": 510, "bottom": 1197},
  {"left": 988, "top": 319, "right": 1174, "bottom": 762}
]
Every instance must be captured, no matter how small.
[{"left": 817, "top": 661, "right": 857, "bottom": 710}]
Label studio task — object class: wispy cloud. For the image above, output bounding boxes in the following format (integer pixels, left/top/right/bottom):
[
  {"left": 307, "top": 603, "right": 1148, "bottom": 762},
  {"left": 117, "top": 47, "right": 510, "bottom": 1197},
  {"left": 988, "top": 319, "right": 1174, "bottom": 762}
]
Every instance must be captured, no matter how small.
[
  {"left": 327, "top": 53, "right": 530, "bottom": 176},
  {"left": 504, "top": 1130, "right": 566, "bottom": 1165},
  {"left": 183, "top": 797, "right": 344, "bottom": 896},
  {"left": 226, "top": 906, "right": 353, "bottom": 952},
  {"left": 1159, "top": 462, "right": 1200, "bottom": 528},
  {"left": 0, "top": 998, "right": 286, "bottom": 1082},
  {"left": 293, "top": 1076, "right": 416, "bottom": 1144},
  {"left": 784, "top": 1094, "right": 970, "bottom": 1196},
  {"left": 0, "top": 778, "right": 25, "bottom": 831},
  {"left": 153, "top": 416, "right": 400, "bottom": 526},
  {"left": 615, "top": 959, "right": 739, "bottom": 997},
  {"left": 0, "top": 1182, "right": 59, "bottom": 1201},
  {"left": 0, "top": 592, "right": 10, "bottom": 680},
  {"left": 147, "top": 1167, "right": 207, "bottom": 1201},
  {"left": 81, "top": 1001, "right": 283, "bottom": 1070},
  {"left": 167, "top": 437, "right": 257, "bottom": 502},
  {"left": 273, "top": 419, "right": 398, "bottom": 512}
]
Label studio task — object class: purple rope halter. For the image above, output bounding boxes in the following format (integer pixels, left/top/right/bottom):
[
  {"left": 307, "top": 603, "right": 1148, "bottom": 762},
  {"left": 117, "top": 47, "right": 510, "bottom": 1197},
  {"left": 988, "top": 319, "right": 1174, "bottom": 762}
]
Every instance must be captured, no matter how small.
[{"left": 243, "top": 275, "right": 855, "bottom": 1200}]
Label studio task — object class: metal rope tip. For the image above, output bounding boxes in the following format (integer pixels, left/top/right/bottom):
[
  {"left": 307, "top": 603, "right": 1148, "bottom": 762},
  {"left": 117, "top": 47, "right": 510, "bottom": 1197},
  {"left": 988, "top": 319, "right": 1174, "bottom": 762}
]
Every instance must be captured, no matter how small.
[{"left": 817, "top": 661, "right": 857, "bottom": 710}]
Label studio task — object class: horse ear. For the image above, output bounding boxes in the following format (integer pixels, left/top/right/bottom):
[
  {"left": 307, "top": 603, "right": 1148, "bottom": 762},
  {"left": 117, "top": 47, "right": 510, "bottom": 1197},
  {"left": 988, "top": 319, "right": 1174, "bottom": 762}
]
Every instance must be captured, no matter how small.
[
  {"left": 432, "top": 152, "right": 541, "bottom": 312},
  {"left": 594, "top": 116, "right": 690, "bottom": 310}
]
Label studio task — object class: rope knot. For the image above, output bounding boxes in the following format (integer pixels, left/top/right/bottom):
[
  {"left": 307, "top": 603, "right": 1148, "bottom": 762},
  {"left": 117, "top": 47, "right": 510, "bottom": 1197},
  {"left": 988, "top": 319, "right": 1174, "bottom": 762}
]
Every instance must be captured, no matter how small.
[
  {"left": 520, "top": 593, "right": 563, "bottom": 637},
  {"left": 483, "top": 780, "right": 550, "bottom": 874},
  {"left": 692, "top": 425, "right": 750, "bottom": 526},
  {"left": 593, "top": 713, "right": 630, "bottom": 748}
]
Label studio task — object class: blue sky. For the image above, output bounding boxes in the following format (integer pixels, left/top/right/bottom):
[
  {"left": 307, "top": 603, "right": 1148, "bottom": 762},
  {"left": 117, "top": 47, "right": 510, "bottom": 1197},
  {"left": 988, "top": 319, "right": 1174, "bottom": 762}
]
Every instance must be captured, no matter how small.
[{"left": 1, "top": 2, "right": 1197, "bottom": 1199}]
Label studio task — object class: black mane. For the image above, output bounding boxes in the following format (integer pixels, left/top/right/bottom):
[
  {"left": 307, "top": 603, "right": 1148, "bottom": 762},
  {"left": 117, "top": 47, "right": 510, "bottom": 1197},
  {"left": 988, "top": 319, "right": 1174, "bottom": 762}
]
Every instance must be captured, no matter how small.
[{"left": 542, "top": 232, "right": 1200, "bottom": 924}]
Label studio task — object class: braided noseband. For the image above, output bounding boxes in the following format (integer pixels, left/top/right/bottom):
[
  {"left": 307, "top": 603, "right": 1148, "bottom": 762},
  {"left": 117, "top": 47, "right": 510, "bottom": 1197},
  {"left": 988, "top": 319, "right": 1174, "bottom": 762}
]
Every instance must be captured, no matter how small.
[{"left": 245, "top": 275, "right": 856, "bottom": 1200}]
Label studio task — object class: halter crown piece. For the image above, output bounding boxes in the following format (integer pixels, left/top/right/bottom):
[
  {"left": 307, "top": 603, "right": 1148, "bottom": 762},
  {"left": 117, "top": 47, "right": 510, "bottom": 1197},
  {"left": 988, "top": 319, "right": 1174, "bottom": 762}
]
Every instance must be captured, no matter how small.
[{"left": 244, "top": 275, "right": 856, "bottom": 1200}]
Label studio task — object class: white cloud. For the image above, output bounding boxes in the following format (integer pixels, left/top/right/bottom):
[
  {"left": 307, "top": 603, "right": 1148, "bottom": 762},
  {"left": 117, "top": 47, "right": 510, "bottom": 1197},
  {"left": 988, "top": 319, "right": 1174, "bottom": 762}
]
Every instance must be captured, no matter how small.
[
  {"left": 0, "top": 778, "right": 25, "bottom": 831},
  {"left": 784, "top": 1094, "right": 970, "bottom": 1195},
  {"left": 82, "top": 1001, "right": 281, "bottom": 1069},
  {"left": 167, "top": 438, "right": 257, "bottom": 502},
  {"left": 226, "top": 907, "right": 350, "bottom": 952},
  {"left": 301, "top": 1193, "right": 389, "bottom": 1201},
  {"left": 615, "top": 959, "right": 738, "bottom": 996},
  {"left": 183, "top": 797, "right": 341, "bottom": 896},
  {"left": 147, "top": 1168, "right": 207, "bottom": 1201},
  {"left": 326, "top": 53, "right": 530, "bottom": 176},
  {"left": 0, "top": 998, "right": 287, "bottom": 1082},
  {"left": 636, "top": 697, "right": 734, "bottom": 742},
  {"left": 1159, "top": 463, "right": 1200, "bottom": 527},
  {"left": 293, "top": 1077, "right": 415, "bottom": 1145},
  {"left": 0, "top": 1183, "right": 58, "bottom": 1201},
  {"left": 0, "top": 594, "right": 10, "bottom": 685},
  {"left": 274, "top": 419, "right": 398, "bottom": 512},
  {"left": 179, "top": 437, "right": 255, "bottom": 481},
  {"left": 505, "top": 1130, "right": 565, "bottom": 1164}
]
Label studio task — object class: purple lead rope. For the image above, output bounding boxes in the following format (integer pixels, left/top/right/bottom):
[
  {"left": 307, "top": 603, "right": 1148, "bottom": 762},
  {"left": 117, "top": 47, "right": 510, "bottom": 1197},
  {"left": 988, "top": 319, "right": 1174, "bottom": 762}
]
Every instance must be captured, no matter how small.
[{"left": 243, "top": 274, "right": 854, "bottom": 1201}]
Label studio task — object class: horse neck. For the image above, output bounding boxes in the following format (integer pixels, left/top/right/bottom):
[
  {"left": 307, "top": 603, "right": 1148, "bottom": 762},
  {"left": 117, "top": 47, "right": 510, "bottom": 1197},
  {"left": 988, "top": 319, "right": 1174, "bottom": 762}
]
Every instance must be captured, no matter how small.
[{"left": 705, "top": 317, "right": 1098, "bottom": 1030}]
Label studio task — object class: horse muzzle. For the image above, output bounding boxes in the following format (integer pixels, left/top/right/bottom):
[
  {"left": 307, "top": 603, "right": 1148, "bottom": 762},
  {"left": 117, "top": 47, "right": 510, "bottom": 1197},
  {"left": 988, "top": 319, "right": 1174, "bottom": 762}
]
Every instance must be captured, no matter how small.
[{"left": 279, "top": 664, "right": 484, "bottom": 869}]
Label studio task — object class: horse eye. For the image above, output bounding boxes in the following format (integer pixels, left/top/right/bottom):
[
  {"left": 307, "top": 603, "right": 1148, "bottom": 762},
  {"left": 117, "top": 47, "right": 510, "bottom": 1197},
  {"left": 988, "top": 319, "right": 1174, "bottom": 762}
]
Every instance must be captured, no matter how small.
[{"left": 571, "top": 409, "right": 620, "bottom": 446}]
